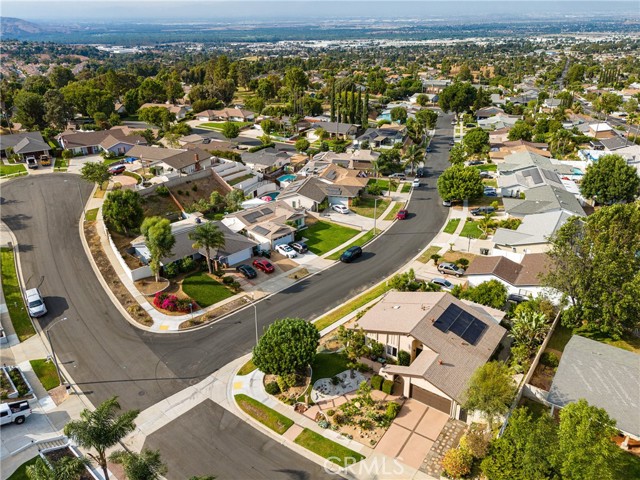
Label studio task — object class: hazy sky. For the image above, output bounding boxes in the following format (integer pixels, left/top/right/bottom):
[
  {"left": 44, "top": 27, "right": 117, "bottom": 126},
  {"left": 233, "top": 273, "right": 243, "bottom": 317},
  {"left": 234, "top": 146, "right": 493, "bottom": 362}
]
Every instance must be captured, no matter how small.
[{"left": 2, "top": 1, "right": 638, "bottom": 22}]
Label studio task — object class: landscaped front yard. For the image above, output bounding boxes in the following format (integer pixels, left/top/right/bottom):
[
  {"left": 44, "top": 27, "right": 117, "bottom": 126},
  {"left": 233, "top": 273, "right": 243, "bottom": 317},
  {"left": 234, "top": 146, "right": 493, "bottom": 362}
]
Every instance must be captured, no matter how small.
[
  {"left": 303, "top": 220, "right": 359, "bottom": 255},
  {"left": 0, "top": 163, "right": 27, "bottom": 177},
  {"left": 443, "top": 218, "right": 461, "bottom": 234},
  {"left": 350, "top": 196, "right": 390, "bottom": 219},
  {"left": 181, "top": 271, "right": 236, "bottom": 308},
  {"left": 235, "top": 394, "right": 294, "bottom": 434},
  {"left": 294, "top": 428, "right": 365, "bottom": 467},
  {"left": 459, "top": 220, "right": 484, "bottom": 238},
  {"left": 200, "top": 121, "right": 252, "bottom": 130},
  {"left": 0, "top": 248, "right": 35, "bottom": 341},
  {"left": 29, "top": 359, "right": 60, "bottom": 391}
]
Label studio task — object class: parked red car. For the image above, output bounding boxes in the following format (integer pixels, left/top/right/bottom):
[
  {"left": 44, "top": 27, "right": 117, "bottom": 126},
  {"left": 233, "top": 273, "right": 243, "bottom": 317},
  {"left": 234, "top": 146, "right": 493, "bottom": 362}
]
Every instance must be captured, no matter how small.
[
  {"left": 253, "top": 259, "right": 275, "bottom": 273},
  {"left": 108, "top": 164, "right": 126, "bottom": 175},
  {"left": 396, "top": 209, "right": 408, "bottom": 220}
]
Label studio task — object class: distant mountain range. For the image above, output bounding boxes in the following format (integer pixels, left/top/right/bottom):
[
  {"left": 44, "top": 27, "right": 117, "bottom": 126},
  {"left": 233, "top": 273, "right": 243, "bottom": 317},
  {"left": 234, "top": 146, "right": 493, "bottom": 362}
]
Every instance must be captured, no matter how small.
[{"left": 0, "top": 17, "right": 47, "bottom": 37}]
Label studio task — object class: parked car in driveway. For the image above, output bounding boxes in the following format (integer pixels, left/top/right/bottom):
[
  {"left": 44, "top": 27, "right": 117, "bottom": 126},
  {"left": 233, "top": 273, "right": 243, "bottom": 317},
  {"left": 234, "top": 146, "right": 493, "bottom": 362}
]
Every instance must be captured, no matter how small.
[
  {"left": 275, "top": 244, "right": 298, "bottom": 258},
  {"left": 236, "top": 264, "right": 257, "bottom": 279},
  {"left": 442, "top": 200, "right": 452, "bottom": 207},
  {"left": 484, "top": 188, "right": 497, "bottom": 197},
  {"left": 471, "top": 206, "right": 496, "bottom": 216},
  {"left": 396, "top": 209, "right": 408, "bottom": 220},
  {"left": 388, "top": 173, "right": 406, "bottom": 180},
  {"left": 437, "top": 262, "right": 465, "bottom": 277},
  {"left": 332, "top": 204, "right": 350, "bottom": 214},
  {"left": 508, "top": 293, "right": 529, "bottom": 304},
  {"left": 289, "top": 242, "right": 308, "bottom": 254},
  {"left": 430, "top": 277, "right": 454, "bottom": 291},
  {"left": 108, "top": 164, "right": 126, "bottom": 175},
  {"left": 26, "top": 156, "right": 38, "bottom": 169},
  {"left": 467, "top": 160, "right": 484, "bottom": 166},
  {"left": 479, "top": 171, "right": 492, "bottom": 178},
  {"left": 25, "top": 288, "right": 47, "bottom": 317},
  {"left": 340, "top": 246, "right": 362, "bottom": 263},
  {"left": 253, "top": 259, "right": 275, "bottom": 273}
]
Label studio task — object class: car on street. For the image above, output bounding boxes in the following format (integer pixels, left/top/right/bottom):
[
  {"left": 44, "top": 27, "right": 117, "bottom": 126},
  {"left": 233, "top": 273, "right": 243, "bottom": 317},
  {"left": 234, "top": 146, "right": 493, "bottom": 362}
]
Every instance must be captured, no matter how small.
[
  {"left": 430, "top": 277, "right": 454, "bottom": 291},
  {"left": 388, "top": 173, "right": 406, "bottom": 179},
  {"left": 442, "top": 200, "right": 452, "bottom": 207},
  {"left": 416, "top": 168, "right": 425, "bottom": 178},
  {"left": 471, "top": 206, "right": 496, "bottom": 216},
  {"left": 484, "top": 188, "right": 497, "bottom": 197},
  {"left": 467, "top": 160, "right": 484, "bottom": 166},
  {"left": 25, "top": 288, "right": 47, "bottom": 317},
  {"left": 288, "top": 242, "right": 308, "bottom": 254},
  {"left": 426, "top": 146, "right": 432, "bottom": 153},
  {"left": 332, "top": 204, "right": 350, "bottom": 214},
  {"left": 396, "top": 209, "right": 408, "bottom": 220},
  {"left": 108, "top": 164, "right": 126, "bottom": 175},
  {"left": 479, "top": 171, "right": 492, "bottom": 178},
  {"left": 449, "top": 140, "right": 455, "bottom": 146},
  {"left": 236, "top": 264, "right": 257, "bottom": 279},
  {"left": 275, "top": 244, "right": 298, "bottom": 258},
  {"left": 340, "top": 246, "right": 362, "bottom": 263},
  {"left": 412, "top": 178, "right": 421, "bottom": 188},
  {"left": 437, "top": 262, "right": 465, "bottom": 277},
  {"left": 252, "top": 259, "right": 275, "bottom": 273}
]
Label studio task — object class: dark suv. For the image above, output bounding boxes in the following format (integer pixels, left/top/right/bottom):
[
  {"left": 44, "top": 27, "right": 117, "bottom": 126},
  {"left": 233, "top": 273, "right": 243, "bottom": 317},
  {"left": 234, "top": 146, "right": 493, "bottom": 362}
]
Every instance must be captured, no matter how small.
[
  {"left": 470, "top": 206, "right": 496, "bottom": 216},
  {"left": 340, "top": 246, "right": 362, "bottom": 263},
  {"left": 236, "top": 264, "right": 257, "bottom": 279}
]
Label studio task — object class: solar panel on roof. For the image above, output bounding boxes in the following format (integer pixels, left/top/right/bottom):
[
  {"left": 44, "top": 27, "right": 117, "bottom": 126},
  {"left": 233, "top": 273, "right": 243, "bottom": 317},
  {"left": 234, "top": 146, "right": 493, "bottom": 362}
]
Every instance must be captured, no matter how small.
[
  {"left": 433, "top": 303, "right": 488, "bottom": 345},
  {"left": 461, "top": 320, "right": 487, "bottom": 345},
  {"left": 449, "top": 312, "right": 474, "bottom": 337},
  {"left": 433, "top": 304, "right": 462, "bottom": 332}
]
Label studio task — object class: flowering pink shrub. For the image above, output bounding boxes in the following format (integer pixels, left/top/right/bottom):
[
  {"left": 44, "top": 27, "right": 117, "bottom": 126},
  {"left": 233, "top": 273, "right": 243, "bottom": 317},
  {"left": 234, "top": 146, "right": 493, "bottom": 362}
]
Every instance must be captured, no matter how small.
[{"left": 153, "top": 293, "right": 193, "bottom": 313}]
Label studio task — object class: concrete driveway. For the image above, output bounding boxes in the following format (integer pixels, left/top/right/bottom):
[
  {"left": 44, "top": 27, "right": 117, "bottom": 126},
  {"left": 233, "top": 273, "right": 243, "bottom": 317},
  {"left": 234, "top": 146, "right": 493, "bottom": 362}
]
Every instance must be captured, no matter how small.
[
  {"left": 111, "top": 173, "right": 138, "bottom": 189},
  {"left": 375, "top": 399, "right": 449, "bottom": 469},
  {"left": 66, "top": 154, "right": 103, "bottom": 175}
]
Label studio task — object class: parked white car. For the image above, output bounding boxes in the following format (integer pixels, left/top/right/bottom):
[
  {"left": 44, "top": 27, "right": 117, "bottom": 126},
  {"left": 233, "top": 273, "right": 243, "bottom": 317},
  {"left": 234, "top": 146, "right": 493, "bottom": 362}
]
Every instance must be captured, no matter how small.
[
  {"left": 275, "top": 244, "right": 298, "bottom": 258},
  {"left": 25, "top": 288, "right": 47, "bottom": 317},
  {"left": 412, "top": 178, "right": 421, "bottom": 188},
  {"left": 332, "top": 204, "right": 350, "bottom": 215},
  {"left": 430, "top": 277, "right": 454, "bottom": 291}
]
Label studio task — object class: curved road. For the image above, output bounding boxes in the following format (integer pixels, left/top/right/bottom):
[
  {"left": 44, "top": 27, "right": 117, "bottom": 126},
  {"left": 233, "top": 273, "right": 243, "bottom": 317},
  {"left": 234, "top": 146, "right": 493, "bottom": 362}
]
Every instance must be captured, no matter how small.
[{"left": 1, "top": 113, "right": 453, "bottom": 476}]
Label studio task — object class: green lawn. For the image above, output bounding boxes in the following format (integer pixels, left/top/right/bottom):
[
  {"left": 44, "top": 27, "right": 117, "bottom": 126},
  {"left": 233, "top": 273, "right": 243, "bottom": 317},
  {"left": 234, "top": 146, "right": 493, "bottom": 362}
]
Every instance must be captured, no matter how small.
[
  {"left": 103, "top": 156, "right": 126, "bottom": 165},
  {"left": 200, "top": 121, "right": 252, "bottom": 130},
  {"left": 54, "top": 158, "right": 68, "bottom": 172},
  {"left": 0, "top": 163, "right": 27, "bottom": 177},
  {"left": 547, "top": 324, "right": 574, "bottom": 353},
  {"left": 7, "top": 456, "right": 39, "bottom": 480},
  {"left": 350, "top": 197, "right": 389, "bottom": 219},
  {"left": 459, "top": 220, "right": 484, "bottom": 239},
  {"left": 0, "top": 248, "right": 35, "bottom": 341},
  {"left": 470, "top": 163, "right": 497, "bottom": 172},
  {"left": 238, "top": 358, "right": 257, "bottom": 376},
  {"left": 483, "top": 179, "right": 498, "bottom": 187},
  {"left": 228, "top": 174, "right": 255, "bottom": 186},
  {"left": 303, "top": 221, "right": 359, "bottom": 255},
  {"left": 314, "top": 281, "right": 391, "bottom": 331},
  {"left": 29, "top": 359, "right": 60, "bottom": 391},
  {"left": 401, "top": 183, "right": 411, "bottom": 193},
  {"left": 311, "top": 353, "right": 350, "bottom": 383},
  {"left": 85, "top": 208, "right": 98, "bottom": 222},
  {"left": 182, "top": 272, "right": 235, "bottom": 308},
  {"left": 384, "top": 203, "right": 403, "bottom": 221},
  {"left": 367, "top": 178, "right": 389, "bottom": 191},
  {"left": 235, "top": 394, "right": 294, "bottom": 434},
  {"left": 326, "top": 229, "right": 379, "bottom": 261},
  {"left": 575, "top": 328, "right": 640, "bottom": 354},
  {"left": 294, "top": 428, "right": 365, "bottom": 467},
  {"left": 443, "top": 218, "right": 461, "bottom": 234},
  {"left": 417, "top": 245, "right": 442, "bottom": 264}
]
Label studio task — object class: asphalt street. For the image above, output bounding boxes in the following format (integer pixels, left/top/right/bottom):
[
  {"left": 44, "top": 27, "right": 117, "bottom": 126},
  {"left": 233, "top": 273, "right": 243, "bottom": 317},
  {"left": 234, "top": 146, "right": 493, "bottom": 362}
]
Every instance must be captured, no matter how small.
[{"left": 0, "top": 112, "right": 453, "bottom": 475}]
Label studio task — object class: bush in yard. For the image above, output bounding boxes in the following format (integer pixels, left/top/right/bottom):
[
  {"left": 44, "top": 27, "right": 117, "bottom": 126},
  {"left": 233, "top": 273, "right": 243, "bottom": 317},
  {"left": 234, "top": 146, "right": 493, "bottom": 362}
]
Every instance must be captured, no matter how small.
[
  {"left": 326, "top": 409, "right": 335, "bottom": 416},
  {"left": 371, "top": 375, "right": 384, "bottom": 391},
  {"left": 382, "top": 379, "right": 394, "bottom": 395},
  {"left": 153, "top": 293, "right": 192, "bottom": 313},
  {"left": 457, "top": 258, "right": 470, "bottom": 268},
  {"left": 222, "top": 276, "right": 235, "bottom": 285},
  {"left": 540, "top": 351, "right": 559, "bottom": 369},
  {"left": 156, "top": 185, "right": 170, "bottom": 196},
  {"left": 460, "top": 425, "right": 491, "bottom": 459},
  {"left": 180, "top": 257, "right": 196, "bottom": 272},
  {"left": 385, "top": 402, "right": 401, "bottom": 421},
  {"left": 367, "top": 184, "right": 383, "bottom": 196},
  {"left": 276, "top": 373, "right": 297, "bottom": 392},
  {"left": 369, "top": 340, "right": 385, "bottom": 359},
  {"left": 431, "top": 254, "right": 441, "bottom": 265},
  {"left": 397, "top": 350, "right": 411, "bottom": 366},
  {"left": 265, "top": 381, "right": 280, "bottom": 395},
  {"left": 441, "top": 446, "right": 473, "bottom": 479},
  {"left": 163, "top": 262, "right": 179, "bottom": 278}
]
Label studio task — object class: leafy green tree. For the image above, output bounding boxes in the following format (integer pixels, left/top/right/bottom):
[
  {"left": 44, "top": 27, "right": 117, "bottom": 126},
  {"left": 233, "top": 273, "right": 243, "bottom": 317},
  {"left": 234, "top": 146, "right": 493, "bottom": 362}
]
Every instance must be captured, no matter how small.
[
  {"left": 542, "top": 203, "right": 640, "bottom": 337},
  {"left": 138, "top": 106, "right": 175, "bottom": 129},
  {"left": 64, "top": 397, "right": 139, "bottom": 480},
  {"left": 448, "top": 143, "right": 466, "bottom": 165},
  {"left": 437, "top": 165, "right": 484, "bottom": 201},
  {"left": 137, "top": 77, "right": 167, "bottom": 104},
  {"left": 49, "top": 66, "right": 75, "bottom": 89},
  {"left": 123, "top": 88, "right": 140, "bottom": 115},
  {"left": 221, "top": 121, "right": 240, "bottom": 139},
  {"left": 593, "top": 92, "right": 623, "bottom": 119},
  {"left": 188, "top": 222, "right": 225, "bottom": 273},
  {"left": 390, "top": 106, "right": 407, "bottom": 123},
  {"left": 439, "top": 82, "right": 477, "bottom": 115},
  {"left": 415, "top": 108, "right": 438, "bottom": 130},
  {"left": 507, "top": 121, "right": 533, "bottom": 142},
  {"left": 580, "top": 154, "right": 640, "bottom": 204},
  {"left": 457, "top": 279, "right": 507, "bottom": 309},
  {"left": 141, "top": 217, "right": 175, "bottom": 282},
  {"left": 109, "top": 449, "right": 167, "bottom": 480},
  {"left": 26, "top": 456, "right": 90, "bottom": 480},
  {"left": 14, "top": 90, "right": 46, "bottom": 130},
  {"left": 337, "top": 325, "right": 368, "bottom": 374},
  {"left": 80, "top": 162, "right": 110, "bottom": 190},
  {"left": 480, "top": 407, "right": 558, "bottom": 480},
  {"left": 225, "top": 189, "right": 245, "bottom": 211},
  {"left": 554, "top": 400, "right": 625, "bottom": 480},
  {"left": 284, "top": 66, "right": 309, "bottom": 93},
  {"left": 102, "top": 190, "right": 144, "bottom": 235},
  {"left": 403, "top": 144, "right": 424, "bottom": 175},
  {"left": 464, "top": 127, "right": 489, "bottom": 155},
  {"left": 43, "top": 89, "right": 73, "bottom": 130},
  {"left": 252, "top": 318, "right": 320, "bottom": 375},
  {"left": 463, "top": 361, "right": 515, "bottom": 429},
  {"left": 295, "top": 138, "right": 310, "bottom": 152},
  {"left": 457, "top": 64, "right": 473, "bottom": 82},
  {"left": 416, "top": 94, "right": 429, "bottom": 107}
]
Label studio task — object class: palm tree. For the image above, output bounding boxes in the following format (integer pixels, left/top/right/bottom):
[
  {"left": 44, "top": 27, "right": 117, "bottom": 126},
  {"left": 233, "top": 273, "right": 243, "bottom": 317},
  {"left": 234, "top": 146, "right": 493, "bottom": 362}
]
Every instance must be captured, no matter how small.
[
  {"left": 189, "top": 222, "right": 226, "bottom": 274},
  {"left": 403, "top": 144, "right": 424, "bottom": 176},
  {"left": 27, "top": 457, "right": 90, "bottom": 480},
  {"left": 64, "top": 397, "right": 139, "bottom": 480},
  {"left": 371, "top": 159, "right": 381, "bottom": 184},
  {"left": 109, "top": 449, "right": 167, "bottom": 480}
]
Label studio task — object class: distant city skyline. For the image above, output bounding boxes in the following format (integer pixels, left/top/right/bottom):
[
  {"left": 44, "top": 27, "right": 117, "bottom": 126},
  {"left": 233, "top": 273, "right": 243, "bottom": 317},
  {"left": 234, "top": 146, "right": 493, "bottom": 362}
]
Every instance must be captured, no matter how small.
[{"left": 3, "top": 1, "right": 639, "bottom": 23}]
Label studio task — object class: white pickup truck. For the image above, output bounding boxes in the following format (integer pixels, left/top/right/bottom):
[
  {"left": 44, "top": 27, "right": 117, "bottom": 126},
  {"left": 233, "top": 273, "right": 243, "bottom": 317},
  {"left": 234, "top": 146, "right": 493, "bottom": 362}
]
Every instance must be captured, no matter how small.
[{"left": 0, "top": 400, "right": 32, "bottom": 426}]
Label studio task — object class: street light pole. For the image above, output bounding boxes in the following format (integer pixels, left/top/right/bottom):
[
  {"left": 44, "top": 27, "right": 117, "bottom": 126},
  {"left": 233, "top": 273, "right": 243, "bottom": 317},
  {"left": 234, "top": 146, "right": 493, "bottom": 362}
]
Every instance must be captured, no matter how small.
[
  {"left": 373, "top": 197, "right": 378, "bottom": 235},
  {"left": 46, "top": 317, "right": 67, "bottom": 387},
  {"left": 247, "top": 295, "right": 258, "bottom": 346},
  {"left": 77, "top": 183, "right": 85, "bottom": 216}
]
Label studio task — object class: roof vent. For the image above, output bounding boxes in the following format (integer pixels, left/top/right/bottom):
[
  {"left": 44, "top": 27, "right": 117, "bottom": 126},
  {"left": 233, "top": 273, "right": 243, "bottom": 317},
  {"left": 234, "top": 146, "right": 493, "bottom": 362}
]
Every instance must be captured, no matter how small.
[{"left": 392, "top": 305, "right": 401, "bottom": 310}]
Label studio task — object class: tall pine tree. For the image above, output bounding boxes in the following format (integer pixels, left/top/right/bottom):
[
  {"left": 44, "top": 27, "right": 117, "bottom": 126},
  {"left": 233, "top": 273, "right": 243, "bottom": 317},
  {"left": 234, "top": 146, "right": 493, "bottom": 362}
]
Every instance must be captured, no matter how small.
[
  {"left": 330, "top": 79, "right": 336, "bottom": 122},
  {"left": 362, "top": 91, "right": 369, "bottom": 128}
]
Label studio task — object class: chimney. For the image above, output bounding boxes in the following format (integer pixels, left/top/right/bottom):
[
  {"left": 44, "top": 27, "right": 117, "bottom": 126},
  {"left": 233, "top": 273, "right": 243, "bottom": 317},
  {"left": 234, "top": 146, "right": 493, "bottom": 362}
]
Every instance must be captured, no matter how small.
[{"left": 438, "top": 359, "right": 443, "bottom": 365}]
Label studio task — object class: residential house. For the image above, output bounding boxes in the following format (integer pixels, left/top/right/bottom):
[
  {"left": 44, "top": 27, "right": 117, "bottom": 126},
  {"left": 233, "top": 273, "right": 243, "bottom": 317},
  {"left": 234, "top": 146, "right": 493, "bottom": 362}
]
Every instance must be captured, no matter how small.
[
  {"left": 139, "top": 103, "right": 190, "bottom": 120},
  {"left": 222, "top": 200, "right": 305, "bottom": 249},
  {"left": 588, "top": 122, "right": 615, "bottom": 139},
  {"left": 498, "top": 151, "right": 571, "bottom": 177},
  {"left": 547, "top": 336, "right": 640, "bottom": 445},
  {"left": 490, "top": 141, "right": 551, "bottom": 162},
  {"left": 312, "top": 149, "right": 381, "bottom": 171},
  {"left": 492, "top": 211, "right": 572, "bottom": 254},
  {"left": 126, "top": 145, "right": 215, "bottom": 175},
  {"left": 241, "top": 148, "right": 291, "bottom": 174},
  {"left": 200, "top": 107, "right": 255, "bottom": 122},
  {"left": 465, "top": 253, "right": 552, "bottom": 298},
  {"left": 489, "top": 127, "right": 511, "bottom": 145},
  {"left": 0, "top": 131, "right": 51, "bottom": 161},
  {"left": 498, "top": 165, "right": 566, "bottom": 198},
  {"left": 490, "top": 93, "right": 506, "bottom": 106},
  {"left": 476, "top": 106, "right": 505, "bottom": 120},
  {"left": 131, "top": 216, "right": 257, "bottom": 269},
  {"left": 420, "top": 79, "right": 452, "bottom": 93},
  {"left": 57, "top": 129, "right": 147, "bottom": 156},
  {"left": 358, "top": 291, "right": 507, "bottom": 420},
  {"left": 502, "top": 184, "right": 585, "bottom": 218},
  {"left": 354, "top": 124, "right": 407, "bottom": 149},
  {"left": 308, "top": 122, "right": 358, "bottom": 141},
  {"left": 478, "top": 114, "right": 521, "bottom": 130},
  {"left": 540, "top": 98, "right": 562, "bottom": 112}
]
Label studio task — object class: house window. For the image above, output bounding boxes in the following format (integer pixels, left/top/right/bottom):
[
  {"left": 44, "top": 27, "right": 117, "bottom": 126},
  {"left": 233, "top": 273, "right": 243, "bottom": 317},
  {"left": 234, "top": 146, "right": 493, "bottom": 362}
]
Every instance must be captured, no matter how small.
[{"left": 385, "top": 345, "right": 398, "bottom": 357}]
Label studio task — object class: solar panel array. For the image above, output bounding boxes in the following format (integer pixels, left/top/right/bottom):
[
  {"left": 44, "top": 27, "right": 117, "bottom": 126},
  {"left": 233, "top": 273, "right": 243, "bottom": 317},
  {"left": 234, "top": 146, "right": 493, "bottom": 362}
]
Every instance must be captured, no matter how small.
[{"left": 433, "top": 304, "right": 487, "bottom": 345}]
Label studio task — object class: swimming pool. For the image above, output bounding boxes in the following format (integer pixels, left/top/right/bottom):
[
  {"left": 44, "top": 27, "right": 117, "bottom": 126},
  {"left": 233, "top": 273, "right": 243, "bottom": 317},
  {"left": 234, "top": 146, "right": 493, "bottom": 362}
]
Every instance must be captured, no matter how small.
[
  {"left": 260, "top": 192, "right": 280, "bottom": 201},
  {"left": 278, "top": 174, "right": 297, "bottom": 183}
]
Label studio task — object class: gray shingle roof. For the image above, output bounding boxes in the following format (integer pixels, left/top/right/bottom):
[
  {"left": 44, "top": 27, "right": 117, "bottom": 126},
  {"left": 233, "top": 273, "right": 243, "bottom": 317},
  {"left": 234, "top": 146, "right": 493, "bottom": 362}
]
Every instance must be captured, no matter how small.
[
  {"left": 547, "top": 335, "right": 640, "bottom": 437},
  {"left": 502, "top": 185, "right": 585, "bottom": 217},
  {"left": 0, "top": 132, "right": 50, "bottom": 154}
]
